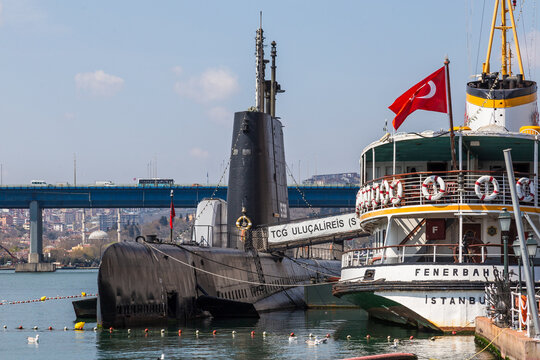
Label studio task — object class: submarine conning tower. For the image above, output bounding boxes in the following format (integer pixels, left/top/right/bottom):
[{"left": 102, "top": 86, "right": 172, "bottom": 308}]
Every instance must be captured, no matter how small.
[
  {"left": 465, "top": 0, "right": 538, "bottom": 132},
  {"left": 226, "top": 23, "right": 288, "bottom": 249}
]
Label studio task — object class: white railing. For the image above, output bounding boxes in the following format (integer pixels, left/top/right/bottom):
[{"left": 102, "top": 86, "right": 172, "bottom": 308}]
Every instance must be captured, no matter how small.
[
  {"left": 510, "top": 290, "right": 540, "bottom": 338},
  {"left": 342, "top": 243, "right": 506, "bottom": 267},
  {"left": 357, "top": 170, "right": 537, "bottom": 215}
]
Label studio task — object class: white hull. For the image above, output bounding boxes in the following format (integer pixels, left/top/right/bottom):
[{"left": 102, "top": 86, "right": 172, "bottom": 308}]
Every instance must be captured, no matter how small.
[{"left": 335, "top": 263, "right": 535, "bottom": 331}]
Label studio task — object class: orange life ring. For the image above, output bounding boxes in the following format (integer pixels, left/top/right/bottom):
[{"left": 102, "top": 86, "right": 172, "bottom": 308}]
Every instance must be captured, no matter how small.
[{"left": 520, "top": 295, "right": 528, "bottom": 327}]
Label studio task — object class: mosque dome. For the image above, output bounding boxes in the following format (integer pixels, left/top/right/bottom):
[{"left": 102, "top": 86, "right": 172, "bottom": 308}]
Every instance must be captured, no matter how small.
[{"left": 88, "top": 230, "right": 109, "bottom": 241}]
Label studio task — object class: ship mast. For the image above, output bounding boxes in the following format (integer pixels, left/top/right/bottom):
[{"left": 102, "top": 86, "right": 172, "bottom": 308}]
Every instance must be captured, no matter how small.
[
  {"left": 482, "top": 0, "right": 525, "bottom": 78},
  {"left": 255, "top": 12, "right": 266, "bottom": 112}
]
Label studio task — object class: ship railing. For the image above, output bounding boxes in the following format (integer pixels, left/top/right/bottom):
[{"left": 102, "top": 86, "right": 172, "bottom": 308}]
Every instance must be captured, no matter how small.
[
  {"left": 342, "top": 243, "right": 507, "bottom": 267},
  {"left": 510, "top": 289, "right": 540, "bottom": 338},
  {"left": 358, "top": 170, "right": 537, "bottom": 215}
]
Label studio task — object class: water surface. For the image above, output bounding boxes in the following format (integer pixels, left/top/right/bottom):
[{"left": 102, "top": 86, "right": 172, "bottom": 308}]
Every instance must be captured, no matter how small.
[{"left": 0, "top": 270, "right": 494, "bottom": 359}]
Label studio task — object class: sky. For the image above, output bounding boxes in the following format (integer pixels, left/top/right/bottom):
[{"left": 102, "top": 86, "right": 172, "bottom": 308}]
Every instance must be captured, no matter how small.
[{"left": 0, "top": 0, "right": 539, "bottom": 185}]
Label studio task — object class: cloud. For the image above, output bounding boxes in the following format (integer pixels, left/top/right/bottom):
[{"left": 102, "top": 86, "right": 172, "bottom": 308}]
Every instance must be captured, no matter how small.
[
  {"left": 174, "top": 67, "right": 238, "bottom": 102},
  {"left": 171, "top": 65, "right": 183, "bottom": 76},
  {"left": 206, "top": 106, "right": 232, "bottom": 125},
  {"left": 75, "top": 70, "right": 124, "bottom": 96},
  {"left": 189, "top": 147, "right": 209, "bottom": 159}
]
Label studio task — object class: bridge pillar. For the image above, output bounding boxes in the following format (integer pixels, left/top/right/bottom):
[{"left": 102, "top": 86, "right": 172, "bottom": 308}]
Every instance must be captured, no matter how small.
[{"left": 28, "top": 200, "right": 43, "bottom": 263}]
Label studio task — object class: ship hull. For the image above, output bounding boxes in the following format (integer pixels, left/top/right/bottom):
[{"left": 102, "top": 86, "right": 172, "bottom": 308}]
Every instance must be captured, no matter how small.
[
  {"left": 97, "top": 242, "right": 339, "bottom": 328},
  {"left": 333, "top": 263, "right": 535, "bottom": 332}
]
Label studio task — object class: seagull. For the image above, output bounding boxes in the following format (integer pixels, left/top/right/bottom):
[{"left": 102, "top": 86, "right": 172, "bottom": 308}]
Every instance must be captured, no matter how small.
[
  {"left": 27, "top": 334, "right": 39, "bottom": 344},
  {"left": 288, "top": 332, "right": 297, "bottom": 343},
  {"left": 392, "top": 339, "right": 399, "bottom": 347},
  {"left": 306, "top": 336, "right": 327, "bottom": 345}
]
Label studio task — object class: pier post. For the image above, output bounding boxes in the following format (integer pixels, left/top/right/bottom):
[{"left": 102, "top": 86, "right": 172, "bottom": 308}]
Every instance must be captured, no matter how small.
[
  {"left": 16, "top": 200, "right": 54, "bottom": 271},
  {"left": 28, "top": 200, "right": 42, "bottom": 263}
]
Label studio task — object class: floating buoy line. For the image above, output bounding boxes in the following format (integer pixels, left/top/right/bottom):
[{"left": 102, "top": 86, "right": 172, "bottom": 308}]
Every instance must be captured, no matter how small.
[
  {"left": 0, "top": 324, "right": 437, "bottom": 345},
  {"left": 0, "top": 292, "right": 97, "bottom": 305}
]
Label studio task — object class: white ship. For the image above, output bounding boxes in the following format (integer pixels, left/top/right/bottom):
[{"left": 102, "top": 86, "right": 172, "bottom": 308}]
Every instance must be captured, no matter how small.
[{"left": 333, "top": 0, "right": 540, "bottom": 332}]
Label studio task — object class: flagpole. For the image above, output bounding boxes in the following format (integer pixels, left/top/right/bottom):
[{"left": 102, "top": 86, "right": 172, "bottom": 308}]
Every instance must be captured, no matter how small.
[
  {"left": 170, "top": 189, "right": 174, "bottom": 242},
  {"left": 444, "top": 57, "right": 458, "bottom": 171}
]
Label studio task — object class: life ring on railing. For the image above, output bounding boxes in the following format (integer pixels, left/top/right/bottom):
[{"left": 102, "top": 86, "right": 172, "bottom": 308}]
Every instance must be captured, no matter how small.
[
  {"left": 519, "top": 295, "right": 528, "bottom": 328},
  {"left": 389, "top": 179, "right": 403, "bottom": 205},
  {"left": 371, "top": 183, "right": 380, "bottom": 208},
  {"left": 364, "top": 185, "right": 372, "bottom": 209},
  {"left": 381, "top": 180, "right": 390, "bottom": 206},
  {"left": 235, "top": 215, "right": 252, "bottom": 230},
  {"left": 355, "top": 189, "right": 362, "bottom": 215},
  {"left": 421, "top": 176, "right": 446, "bottom": 201},
  {"left": 452, "top": 238, "right": 484, "bottom": 263},
  {"left": 517, "top": 177, "right": 535, "bottom": 202},
  {"left": 474, "top": 175, "right": 499, "bottom": 201}
]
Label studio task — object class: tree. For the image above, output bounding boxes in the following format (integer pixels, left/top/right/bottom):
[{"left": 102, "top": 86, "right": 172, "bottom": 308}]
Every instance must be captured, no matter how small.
[{"left": 159, "top": 216, "right": 168, "bottom": 226}]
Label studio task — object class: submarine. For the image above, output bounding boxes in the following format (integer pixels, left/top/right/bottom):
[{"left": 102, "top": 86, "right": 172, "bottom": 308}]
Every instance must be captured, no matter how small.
[{"left": 97, "top": 24, "right": 342, "bottom": 328}]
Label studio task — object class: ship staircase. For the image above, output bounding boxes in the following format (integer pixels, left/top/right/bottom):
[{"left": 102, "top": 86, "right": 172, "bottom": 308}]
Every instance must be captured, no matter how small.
[{"left": 397, "top": 218, "right": 455, "bottom": 262}]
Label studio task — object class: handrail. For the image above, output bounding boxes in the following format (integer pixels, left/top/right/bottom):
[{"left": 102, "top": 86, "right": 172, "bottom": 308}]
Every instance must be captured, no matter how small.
[
  {"left": 357, "top": 170, "right": 539, "bottom": 216},
  {"left": 363, "top": 169, "right": 532, "bottom": 187},
  {"left": 344, "top": 242, "right": 503, "bottom": 254}
]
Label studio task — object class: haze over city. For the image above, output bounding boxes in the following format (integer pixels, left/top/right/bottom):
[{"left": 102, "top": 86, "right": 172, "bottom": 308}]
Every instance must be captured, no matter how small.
[{"left": 0, "top": 0, "right": 539, "bottom": 185}]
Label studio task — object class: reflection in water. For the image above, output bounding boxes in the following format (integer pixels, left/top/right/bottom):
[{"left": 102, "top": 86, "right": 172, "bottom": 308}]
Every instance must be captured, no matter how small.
[{"left": 95, "top": 309, "right": 494, "bottom": 360}]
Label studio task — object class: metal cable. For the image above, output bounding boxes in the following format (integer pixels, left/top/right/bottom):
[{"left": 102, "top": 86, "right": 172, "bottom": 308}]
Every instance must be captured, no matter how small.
[
  {"left": 145, "top": 242, "right": 335, "bottom": 288},
  {"left": 174, "top": 126, "right": 244, "bottom": 241},
  {"left": 285, "top": 162, "right": 317, "bottom": 216}
]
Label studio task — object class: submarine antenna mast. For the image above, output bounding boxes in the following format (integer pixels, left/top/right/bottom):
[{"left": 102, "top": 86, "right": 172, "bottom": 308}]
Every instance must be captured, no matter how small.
[
  {"left": 255, "top": 12, "right": 265, "bottom": 112},
  {"left": 270, "top": 41, "right": 277, "bottom": 117}
]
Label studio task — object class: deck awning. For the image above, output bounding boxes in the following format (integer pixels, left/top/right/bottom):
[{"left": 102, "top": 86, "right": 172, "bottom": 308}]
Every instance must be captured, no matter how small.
[{"left": 364, "top": 133, "right": 535, "bottom": 163}]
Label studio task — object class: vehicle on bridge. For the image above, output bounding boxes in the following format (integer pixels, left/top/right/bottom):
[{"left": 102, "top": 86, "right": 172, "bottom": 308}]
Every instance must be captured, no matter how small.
[
  {"left": 137, "top": 178, "right": 174, "bottom": 186},
  {"left": 30, "top": 180, "right": 47, "bottom": 186}
]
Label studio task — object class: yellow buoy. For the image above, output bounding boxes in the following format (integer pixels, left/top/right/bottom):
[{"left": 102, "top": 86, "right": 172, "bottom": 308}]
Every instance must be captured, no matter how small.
[
  {"left": 74, "top": 322, "right": 85, "bottom": 330},
  {"left": 81, "top": 292, "right": 86, "bottom": 297},
  {"left": 40, "top": 296, "right": 47, "bottom": 301}
]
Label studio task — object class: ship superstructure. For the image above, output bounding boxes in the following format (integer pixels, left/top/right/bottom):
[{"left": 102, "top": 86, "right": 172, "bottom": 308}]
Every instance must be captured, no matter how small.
[{"left": 333, "top": 0, "right": 540, "bottom": 332}]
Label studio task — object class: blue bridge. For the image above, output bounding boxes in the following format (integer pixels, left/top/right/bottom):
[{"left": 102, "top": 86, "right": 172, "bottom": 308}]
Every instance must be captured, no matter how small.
[
  {"left": 0, "top": 184, "right": 357, "bottom": 209},
  {"left": 1, "top": 185, "right": 359, "bottom": 268}
]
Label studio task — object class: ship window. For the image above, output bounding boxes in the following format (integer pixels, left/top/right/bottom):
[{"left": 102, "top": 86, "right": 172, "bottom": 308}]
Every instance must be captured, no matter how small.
[
  {"left": 242, "top": 149, "right": 252, "bottom": 155},
  {"left": 364, "top": 269, "right": 375, "bottom": 280}
]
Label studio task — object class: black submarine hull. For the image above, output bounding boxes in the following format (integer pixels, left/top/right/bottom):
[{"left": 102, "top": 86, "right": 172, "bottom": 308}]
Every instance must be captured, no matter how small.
[{"left": 97, "top": 242, "right": 339, "bottom": 328}]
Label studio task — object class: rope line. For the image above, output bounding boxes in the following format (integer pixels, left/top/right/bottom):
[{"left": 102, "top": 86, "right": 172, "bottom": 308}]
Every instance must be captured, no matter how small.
[
  {"left": 285, "top": 162, "right": 317, "bottom": 216},
  {"left": 0, "top": 293, "right": 97, "bottom": 305},
  {"left": 167, "top": 242, "right": 310, "bottom": 280},
  {"left": 145, "top": 243, "right": 334, "bottom": 288},
  {"left": 464, "top": 327, "right": 505, "bottom": 360},
  {"left": 175, "top": 125, "right": 244, "bottom": 241}
]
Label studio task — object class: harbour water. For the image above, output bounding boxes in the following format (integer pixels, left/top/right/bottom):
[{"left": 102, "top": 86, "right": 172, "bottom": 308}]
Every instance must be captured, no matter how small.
[{"left": 0, "top": 270, "right": 494, "bottom": 359}]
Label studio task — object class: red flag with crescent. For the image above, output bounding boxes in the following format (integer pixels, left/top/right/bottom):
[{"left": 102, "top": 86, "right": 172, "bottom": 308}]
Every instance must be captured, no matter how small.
[{"left": 389, "top": 66, "right": 447, "bottom": 130}]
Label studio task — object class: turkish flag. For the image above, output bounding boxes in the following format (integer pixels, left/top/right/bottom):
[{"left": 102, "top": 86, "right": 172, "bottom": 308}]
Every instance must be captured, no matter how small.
[
  {"left": 170, "top": 198, "right": 175, "bottom": 229},
  {"left": 389, "top": 66, "right": 447, "bottom": 130}
]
